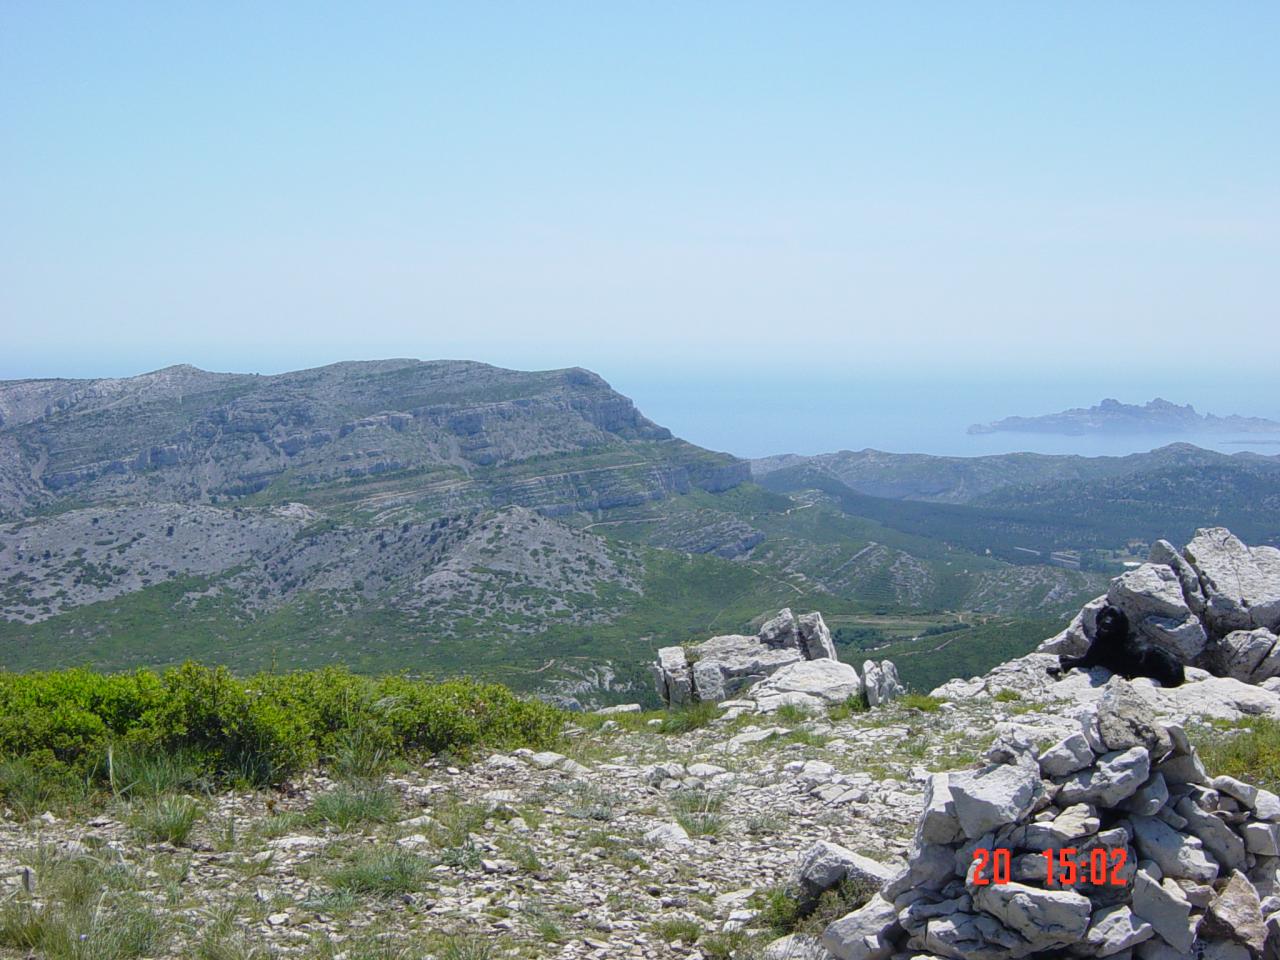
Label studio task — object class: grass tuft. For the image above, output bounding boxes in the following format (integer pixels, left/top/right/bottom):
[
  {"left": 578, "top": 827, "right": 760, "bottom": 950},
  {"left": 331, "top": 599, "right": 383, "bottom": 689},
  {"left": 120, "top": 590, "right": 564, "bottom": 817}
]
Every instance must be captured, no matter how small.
[
  {"left": 129, "top": 795, "right": 202, "bottom": 845},
  {"left": 659, "top": 701, "right": 720, "bottom": 734},
  {"left": 306, "top": 782, "right": 400, "bottom": 830}
]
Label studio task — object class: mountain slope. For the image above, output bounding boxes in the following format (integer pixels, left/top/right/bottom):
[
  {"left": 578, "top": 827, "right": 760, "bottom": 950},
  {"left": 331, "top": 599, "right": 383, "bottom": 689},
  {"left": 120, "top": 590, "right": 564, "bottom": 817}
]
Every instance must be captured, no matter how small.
[{"left": 1, "top": 359, "right": 745, "bottom": 518}]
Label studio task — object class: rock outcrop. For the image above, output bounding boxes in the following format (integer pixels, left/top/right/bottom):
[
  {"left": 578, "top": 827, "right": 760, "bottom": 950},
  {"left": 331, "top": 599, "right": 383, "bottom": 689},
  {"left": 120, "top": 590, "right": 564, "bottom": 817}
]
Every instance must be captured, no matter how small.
[
  {"left": 652, "top": 608, "right": 903, "bottom": 712},
  {"left": 1041, "top": 527, "right": 1280, "bottom": 686},
  {"left": 816, "top": 677, "right": 1280, "bottom": 960}
]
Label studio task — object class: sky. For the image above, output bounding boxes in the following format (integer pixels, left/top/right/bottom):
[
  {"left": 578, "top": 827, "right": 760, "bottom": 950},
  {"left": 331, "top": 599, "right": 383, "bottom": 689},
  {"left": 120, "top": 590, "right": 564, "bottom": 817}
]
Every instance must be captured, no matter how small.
[{"left": 2, "top": 3, "right": 1278, "bottom": 454}]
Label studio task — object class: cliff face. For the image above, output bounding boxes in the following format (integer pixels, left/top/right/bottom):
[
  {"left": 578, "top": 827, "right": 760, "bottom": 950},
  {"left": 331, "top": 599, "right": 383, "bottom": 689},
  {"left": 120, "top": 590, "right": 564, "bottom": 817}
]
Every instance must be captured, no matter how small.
[{"left": 0, "top": 359, "right": 744, "bottom": 517}]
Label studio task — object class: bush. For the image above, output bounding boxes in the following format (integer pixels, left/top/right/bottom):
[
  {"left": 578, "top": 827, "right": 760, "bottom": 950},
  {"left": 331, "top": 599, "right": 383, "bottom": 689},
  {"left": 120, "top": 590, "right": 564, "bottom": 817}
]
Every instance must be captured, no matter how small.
[{"left": 0, "top": 665, "right": 564, "bottom": 791}]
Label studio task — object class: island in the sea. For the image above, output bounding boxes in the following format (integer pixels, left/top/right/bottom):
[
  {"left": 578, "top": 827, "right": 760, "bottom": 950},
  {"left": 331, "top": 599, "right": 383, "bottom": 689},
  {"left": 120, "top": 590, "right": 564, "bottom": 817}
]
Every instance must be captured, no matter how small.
[{"left": 969, "top": 397, "right": 1280, "bottom": 436}]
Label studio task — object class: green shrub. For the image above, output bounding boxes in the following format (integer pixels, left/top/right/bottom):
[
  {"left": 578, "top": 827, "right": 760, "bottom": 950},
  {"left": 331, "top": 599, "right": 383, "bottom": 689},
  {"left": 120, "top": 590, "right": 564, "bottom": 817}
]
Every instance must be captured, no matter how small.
[{"left": 0, "top": 665, "right": 564, "bottom": 791}]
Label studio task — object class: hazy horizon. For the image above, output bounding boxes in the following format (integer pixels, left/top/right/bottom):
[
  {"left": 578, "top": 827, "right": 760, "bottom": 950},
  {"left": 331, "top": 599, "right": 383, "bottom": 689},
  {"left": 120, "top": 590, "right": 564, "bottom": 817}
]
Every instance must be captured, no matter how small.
[{"left": 3, "top": 352, "right": 1278, "bottom": 461}]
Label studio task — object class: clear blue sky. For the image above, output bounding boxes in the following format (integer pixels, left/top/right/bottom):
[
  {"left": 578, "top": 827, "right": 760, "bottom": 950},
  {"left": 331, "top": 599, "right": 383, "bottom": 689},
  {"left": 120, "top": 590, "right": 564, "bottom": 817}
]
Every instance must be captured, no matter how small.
[{"left": 2, "top": 2, "right": 1277, "bottom": 396}]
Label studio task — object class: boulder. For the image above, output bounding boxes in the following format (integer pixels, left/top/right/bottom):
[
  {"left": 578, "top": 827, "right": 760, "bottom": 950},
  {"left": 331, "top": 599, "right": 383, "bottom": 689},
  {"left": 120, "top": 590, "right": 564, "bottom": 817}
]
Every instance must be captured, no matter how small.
[
  {"left": 1132, "top": 868, "right": 1195, "bottom": 953},
  {"left": 750, "top": 659, "right": 863, "bottom": 713},
  {"left": 653, "top": 646, "right": 692, "bottom": 705},
  {"left": 1108, "top": 563, "right": 1207, "bottom": 661},
  {"left": 862, "top": 659, "right": 905, "bottom": 707},
  {"left": 972, "top": 881, "right": 1092, "bottom": 947},
  {"left": 1039, "top": 595, "right": 1106, "bottom": 658},
  {"left": 652, "top": 608, "right": 852, "bottom": 706},
  {"left": 1208, "top": 629, "right": 1280, "bottom": 684},
  {"left": 820, "top": 892, "right": 900, "bottom": 960},
  {"left": 790, "top": 841, "right": 896, "bottom": 910},
  {"left": 1184, "top": 528, "right": 1280, "bottom": 636},
  {"left": 798, "top": 611, "right": 838, "bottom": 660},
  {"left": 1149, "top": 538, "right": 1206, "bottom": 616},
  {"left": 1199, "top": 871, "right": 1266, "bottom": 955}
]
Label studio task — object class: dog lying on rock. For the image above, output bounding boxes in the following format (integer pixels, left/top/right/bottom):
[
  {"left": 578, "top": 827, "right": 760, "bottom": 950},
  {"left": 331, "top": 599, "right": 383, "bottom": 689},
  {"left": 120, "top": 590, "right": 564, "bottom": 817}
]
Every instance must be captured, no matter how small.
[{"left": 1057, "top": 605, "right": 1186, "bottom": 687}]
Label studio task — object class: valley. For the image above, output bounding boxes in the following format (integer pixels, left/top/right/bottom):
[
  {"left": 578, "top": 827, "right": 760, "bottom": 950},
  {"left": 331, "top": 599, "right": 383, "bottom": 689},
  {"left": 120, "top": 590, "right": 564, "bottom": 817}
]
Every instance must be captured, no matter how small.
[{"left": 4, "top": 360, "right": 1279, "bottom": 706}]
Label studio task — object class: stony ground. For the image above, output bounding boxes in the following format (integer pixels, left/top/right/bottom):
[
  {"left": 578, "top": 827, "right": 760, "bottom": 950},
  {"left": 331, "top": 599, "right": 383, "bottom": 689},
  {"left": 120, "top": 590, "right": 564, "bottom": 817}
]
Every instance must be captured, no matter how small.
[{"left": 0, "top": 690, "right": 1079, "bottom": 960}]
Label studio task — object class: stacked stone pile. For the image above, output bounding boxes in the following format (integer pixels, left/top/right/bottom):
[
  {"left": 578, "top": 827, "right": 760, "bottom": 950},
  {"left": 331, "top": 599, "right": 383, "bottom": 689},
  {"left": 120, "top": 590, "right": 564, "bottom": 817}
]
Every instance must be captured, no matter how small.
[
  {"left": 1044, "top": 527, "right": 1280, "bottom": 685},
  {"left": 652, "top": 608, "right": 903, "bottom": 712},
  {"left": 814, "top": 678, "right": 1280, "bottom": 960}
]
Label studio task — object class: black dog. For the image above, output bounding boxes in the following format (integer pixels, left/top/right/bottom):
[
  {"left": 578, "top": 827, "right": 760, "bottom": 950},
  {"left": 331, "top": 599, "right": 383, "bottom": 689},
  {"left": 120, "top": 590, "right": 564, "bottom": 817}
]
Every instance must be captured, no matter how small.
[{"left": 1059, "top": 605, "right": 1185, "bottom": 688}]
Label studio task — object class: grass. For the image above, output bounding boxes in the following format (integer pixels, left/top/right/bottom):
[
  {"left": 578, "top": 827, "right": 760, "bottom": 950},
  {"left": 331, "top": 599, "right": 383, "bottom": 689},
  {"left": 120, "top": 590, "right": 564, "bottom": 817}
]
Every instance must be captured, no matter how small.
[
  {"left": 659, "top": 700, "right": 721, "bottom": 734},
  {"left": 0, "top": 853, "right": 170, "bottom": 960},
  {"left": 429, "top": 933, "right": 497, "bottom": 960},
  {"left": 827, "top": 693, "right": 870, "bottom": 721},
  {"left": 773, "top": 703, "right": 813, "bottom": 724},
  {"left": 1194, "top": 716, "right": 1280, "bottom": 793},
  {"left": 754, "top": 876, "right": 878, "bottom": 939},
  {"left": 129, "top": 795, "right": 203, "bottom": 845},
  {"left": 671, "top": 789, "right": 727, "bottom": 837},
  {"left": 992, "top": 688, "right": 1023, "bottom": 702},
  {"left": 306, "top": 782, "right": 400, "bottom": 830},
  {"left": 649, "top": 917, "right": 703, "bottom": 944},
  {"left": 562, "top": 781, "right": 618, "bottom": 822},
  {"left": 108, "top": 744, "right": 207, "bottom": 799},
  {"left": 0, "top": 756, "right": 88, "bottom": 819},
  {"left": 325, "top": 847, "right": 431, "bottom": 897},
  {"left": 746, "top": 810, "right": 787, "bottom": 836},
  {"left": 785, "top": 729, "right": 829, "bottom": 748}
]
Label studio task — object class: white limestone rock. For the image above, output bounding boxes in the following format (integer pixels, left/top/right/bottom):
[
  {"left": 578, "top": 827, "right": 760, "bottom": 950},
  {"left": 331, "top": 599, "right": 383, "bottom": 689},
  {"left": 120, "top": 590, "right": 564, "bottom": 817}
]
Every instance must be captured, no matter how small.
[
  {"left": 790, "top": 840, "right": 895, "bottom": 909},
  {"left": 862, "top": 659, "right": 905, "bottom": 707},
  {"left": 749, "top": 659, "right": 863, "bottom": 708},
  {"left": 1184, "top": 527, "right": 1280, "bottom": 636},
  {"left": 821, "top": 892, "right": 901, "bottom": 960},
  {"left": 972, "top": 881, "right": 1091, "bottom": 948},
  {"left": 1131, "top": 868, "right": 1195, "bottom": 954},
  {"left": 948, "top": 763, "right": 1044, "bottom": 839},
  {"left": 1108, "top": 563, "right": 1208, "bottom": 661}
]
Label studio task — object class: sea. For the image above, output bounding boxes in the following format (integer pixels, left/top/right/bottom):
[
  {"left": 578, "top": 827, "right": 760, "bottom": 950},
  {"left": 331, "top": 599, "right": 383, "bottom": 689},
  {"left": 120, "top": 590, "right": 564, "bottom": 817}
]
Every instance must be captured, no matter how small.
[{"left": 607, "top": 368, "right": 1280, "bottom": 461}]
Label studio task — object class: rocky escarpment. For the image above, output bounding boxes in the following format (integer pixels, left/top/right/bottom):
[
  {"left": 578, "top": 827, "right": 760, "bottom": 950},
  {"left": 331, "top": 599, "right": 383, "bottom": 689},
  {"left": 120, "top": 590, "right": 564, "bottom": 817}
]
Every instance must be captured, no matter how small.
[
  {"left": 653, "top": 609, "right": 903, "bottom": 712},
  {"left": 810, "top": 678, "right": 1280, "bottom": 960},
  {"left": 1043, "top": 527, "right": 1280, "bottom": 685},
  {"left": 0, "top": 360, "right": 747, "bottom": 517}
]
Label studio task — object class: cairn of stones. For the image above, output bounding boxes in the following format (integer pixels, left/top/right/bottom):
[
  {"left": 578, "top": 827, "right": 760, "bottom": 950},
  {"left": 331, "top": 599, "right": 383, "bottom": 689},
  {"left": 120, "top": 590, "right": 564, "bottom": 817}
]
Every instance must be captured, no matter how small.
[
  {"left": 652, "top": 608, "right": 904, "bottom": 712},
  {"left": 810, "top": 677, "right": 1280, "bottom": 959}
]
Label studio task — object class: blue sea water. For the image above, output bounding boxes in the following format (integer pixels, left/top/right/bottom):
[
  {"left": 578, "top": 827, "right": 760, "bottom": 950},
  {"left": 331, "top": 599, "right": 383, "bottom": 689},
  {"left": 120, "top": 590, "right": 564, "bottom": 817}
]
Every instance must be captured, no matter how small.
[{"left": 607, "top": 368, "right": 1280, "bottom": 461}]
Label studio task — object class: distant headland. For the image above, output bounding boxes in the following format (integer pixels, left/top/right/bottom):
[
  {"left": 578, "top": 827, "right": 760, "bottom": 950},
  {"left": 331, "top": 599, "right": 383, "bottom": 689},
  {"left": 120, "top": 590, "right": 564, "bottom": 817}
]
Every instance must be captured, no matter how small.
[{"left": 969, "top": 398, "right": 1280, "bottom": 436}]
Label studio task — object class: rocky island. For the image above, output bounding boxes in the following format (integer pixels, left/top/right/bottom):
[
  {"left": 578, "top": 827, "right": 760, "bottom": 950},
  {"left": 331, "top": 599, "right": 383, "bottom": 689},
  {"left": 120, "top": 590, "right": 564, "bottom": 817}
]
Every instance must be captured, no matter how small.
[{"left": 969, "top": 398, "right": 1280, "bottom": 437}]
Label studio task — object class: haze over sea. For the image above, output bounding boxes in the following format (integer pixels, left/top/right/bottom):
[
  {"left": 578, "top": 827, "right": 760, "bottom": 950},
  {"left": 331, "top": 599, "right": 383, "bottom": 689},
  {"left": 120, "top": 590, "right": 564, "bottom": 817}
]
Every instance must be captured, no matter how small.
[{"left": 606, "top": 366, "right": 1280, "bottom": 460}]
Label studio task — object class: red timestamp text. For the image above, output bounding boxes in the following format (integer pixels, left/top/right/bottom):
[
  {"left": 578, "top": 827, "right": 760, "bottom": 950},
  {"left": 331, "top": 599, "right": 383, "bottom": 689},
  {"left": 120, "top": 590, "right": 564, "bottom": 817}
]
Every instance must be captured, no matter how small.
[{"left": 971, "top": 847, "right": 1128, "bottom": 887}]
